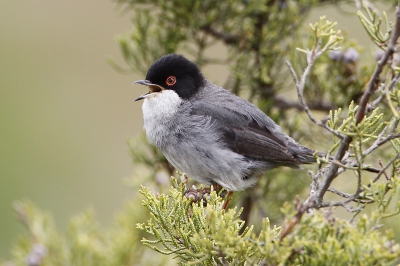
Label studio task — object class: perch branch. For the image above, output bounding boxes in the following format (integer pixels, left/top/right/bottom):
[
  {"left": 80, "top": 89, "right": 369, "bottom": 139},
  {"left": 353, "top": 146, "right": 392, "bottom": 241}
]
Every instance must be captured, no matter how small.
[{"left": 280, "top": 4, "right": 400, "bottom": 240}]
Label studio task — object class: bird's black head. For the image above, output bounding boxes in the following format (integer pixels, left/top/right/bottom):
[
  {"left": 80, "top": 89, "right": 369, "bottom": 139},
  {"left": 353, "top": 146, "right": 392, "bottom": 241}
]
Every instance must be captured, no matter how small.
[{"left": 135, "top": 54, "right": 205, "bottom": 100}]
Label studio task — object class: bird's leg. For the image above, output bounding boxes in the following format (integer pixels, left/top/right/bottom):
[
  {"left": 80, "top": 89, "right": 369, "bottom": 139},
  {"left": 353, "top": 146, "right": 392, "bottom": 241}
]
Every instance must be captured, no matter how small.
[
  {"left": 222, "top": 191, "right": 234, "bottom": 210},
  {"left": 211, "top": 183, "right": 234, "bottom": 209}
]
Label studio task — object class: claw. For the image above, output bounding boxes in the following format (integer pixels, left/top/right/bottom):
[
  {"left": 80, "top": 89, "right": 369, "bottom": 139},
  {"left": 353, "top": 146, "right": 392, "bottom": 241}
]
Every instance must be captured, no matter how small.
[{"left": 183, "top": 184, "right": 233, "bottom": 209}]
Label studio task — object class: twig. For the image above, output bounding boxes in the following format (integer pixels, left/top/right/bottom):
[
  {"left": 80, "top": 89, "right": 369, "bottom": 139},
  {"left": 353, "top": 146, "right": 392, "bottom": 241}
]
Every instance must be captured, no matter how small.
[
  {"left": 366, "top": 94, "right": 385, "bottom": 113},
  {"left": 322, "top": 155, "right": 399, "bottom": 210},
  {"left": 280, "top": 4, "right": 400, "bottom": 240},
  {"left": 323, "top": 158, "right": 378, "bottom": 173},
  {"left": 318, "top": 201, "right": 364, "bottom": 213},
  {"left": 314, "top": 4, "right": 400, "bottom": 206},
  {"left": 366, "top": 71, "right": 400, "bottom": 113},
  {"left": 370, "top": 154, "right": 400, "bottom": 184},
  {"left": 363, "top": 119, "right": 400, "bottom": 156},
  {"left": 327, "top": 187, "right": 372, "bottom": 204},
  {"left": 378, "top": 159, "right": 390, "bottom": 180},
  {"left": 357, "top": 8, "right": 400, "bottom": 122},
  {"left": 286, "top": 61, "right": 345, "bottom": 138},
  {"left": 286, "top": 59, "right": 319, "bottom": 125}
]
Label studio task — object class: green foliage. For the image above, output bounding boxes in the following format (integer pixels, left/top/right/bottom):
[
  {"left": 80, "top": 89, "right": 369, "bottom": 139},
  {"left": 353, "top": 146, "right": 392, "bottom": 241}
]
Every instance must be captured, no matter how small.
[
  {"left": 137, "top": 179, "right": 255, "bottom": 265},
  {"left": 358, "top": 2, "right": 392, "bottom": 49},
  {"left": 300, "top": 16, "right": 342, "bottom": 53},
  {"left": 112, "top": 0, "right": 325, "bottom": 106},
  {"left": 327, "top": 102, "right": 384, "bottom": 150},
  {"left": 136, "top": 177, "right": 400, "bottom": 265},
  {"left": 2, "top": 199, "right": 171, "bottom": 266},
  {"left": 3, "top": 1, "right": 400, "bottom": 265},
  {"left": 118, "top": 1, "right": 400, "bottom": 263},
  {"left": 3, "top": 175, "right": 400, "bottom": 266}
]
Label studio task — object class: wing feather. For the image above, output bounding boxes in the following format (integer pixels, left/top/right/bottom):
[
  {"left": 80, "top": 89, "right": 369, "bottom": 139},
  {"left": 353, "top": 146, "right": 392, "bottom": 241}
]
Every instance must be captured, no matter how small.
[{"left": 190, "top": 102, "right": 301, "bottom": 164}]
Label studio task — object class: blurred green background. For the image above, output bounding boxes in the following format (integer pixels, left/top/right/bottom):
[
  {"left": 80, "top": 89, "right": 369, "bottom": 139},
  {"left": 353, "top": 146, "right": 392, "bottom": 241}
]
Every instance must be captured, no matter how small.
[
  {"left": 0, "top": 0, "right": 141, "bottom": 257},
  {"left": 0, "top": 0, "right": 393, "bottom": 259}
]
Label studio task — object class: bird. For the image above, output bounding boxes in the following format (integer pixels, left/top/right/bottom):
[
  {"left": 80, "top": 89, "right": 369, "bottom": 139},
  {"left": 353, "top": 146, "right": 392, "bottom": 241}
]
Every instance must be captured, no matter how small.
[{"left": 133, "top": 54, "right": 316, "bottom": 191}]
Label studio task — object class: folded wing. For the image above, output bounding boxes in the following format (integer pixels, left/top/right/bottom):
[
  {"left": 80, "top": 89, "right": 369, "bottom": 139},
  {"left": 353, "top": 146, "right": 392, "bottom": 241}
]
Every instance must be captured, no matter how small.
[{"left": 190, "top": 102, "right": 302, "bottom": 164}]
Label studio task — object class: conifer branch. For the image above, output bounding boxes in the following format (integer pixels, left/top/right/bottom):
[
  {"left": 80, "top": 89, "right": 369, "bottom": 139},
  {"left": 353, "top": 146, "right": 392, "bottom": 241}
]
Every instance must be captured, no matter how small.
[{"left": 281, "top": 4, "right": 400, "bottom": 240}]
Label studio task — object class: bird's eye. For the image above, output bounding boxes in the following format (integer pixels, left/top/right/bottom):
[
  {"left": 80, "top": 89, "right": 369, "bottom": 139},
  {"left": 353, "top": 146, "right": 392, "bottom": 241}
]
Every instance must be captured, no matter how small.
[{"left": 166, "top": 76, "right": 177, "bottom": 86}]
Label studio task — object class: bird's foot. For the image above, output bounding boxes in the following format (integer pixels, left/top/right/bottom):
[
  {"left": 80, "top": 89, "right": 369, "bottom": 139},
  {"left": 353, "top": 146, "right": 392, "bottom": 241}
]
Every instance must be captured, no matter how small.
[
  {"left": 184, "top": 184, "right": 233, "bottom": 209},
  {"left": 184, "top": 186, "right": 212, "bottom": 206}
]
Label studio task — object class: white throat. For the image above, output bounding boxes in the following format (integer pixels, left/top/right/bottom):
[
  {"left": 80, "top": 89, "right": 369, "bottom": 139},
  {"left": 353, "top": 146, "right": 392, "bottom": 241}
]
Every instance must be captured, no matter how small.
[{"left": 141, "top": 90, "right": 182, "bottom": 145}]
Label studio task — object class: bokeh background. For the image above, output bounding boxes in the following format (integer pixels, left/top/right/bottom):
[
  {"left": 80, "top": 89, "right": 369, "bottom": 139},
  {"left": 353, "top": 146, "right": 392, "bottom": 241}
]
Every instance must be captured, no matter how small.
[
  {"left": 0, "top": 1, "right": 138, "bottom": 257},
  {"left": 0, "top": 0, "right": 393, "bottom": 259}
]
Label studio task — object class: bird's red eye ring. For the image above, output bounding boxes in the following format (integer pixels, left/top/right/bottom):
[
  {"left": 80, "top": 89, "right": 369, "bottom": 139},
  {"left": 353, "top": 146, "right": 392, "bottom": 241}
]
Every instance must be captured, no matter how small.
[{"left": 166, "top": 76, "right": 177, "bottom": 86}]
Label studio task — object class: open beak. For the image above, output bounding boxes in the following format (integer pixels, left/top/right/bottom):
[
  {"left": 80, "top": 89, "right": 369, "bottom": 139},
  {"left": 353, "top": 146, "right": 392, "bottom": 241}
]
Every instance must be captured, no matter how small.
[{"left": 133, "top": 80, "right": 165, "bottom": 101}]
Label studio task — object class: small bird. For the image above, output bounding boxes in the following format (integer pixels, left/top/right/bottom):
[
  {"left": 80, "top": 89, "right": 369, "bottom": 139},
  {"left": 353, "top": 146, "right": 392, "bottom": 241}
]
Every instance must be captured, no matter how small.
[{"left": 133, "top": 54, "right": 316, "bottom": 191}]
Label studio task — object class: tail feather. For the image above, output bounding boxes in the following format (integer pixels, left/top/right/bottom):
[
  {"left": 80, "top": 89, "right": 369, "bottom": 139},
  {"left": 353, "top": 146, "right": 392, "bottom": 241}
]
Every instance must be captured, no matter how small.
[{"left": 289, "top": 144, "right": 318, "bottom": 164}]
